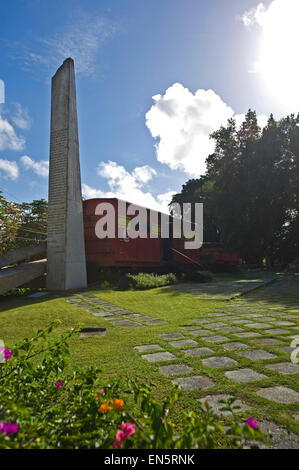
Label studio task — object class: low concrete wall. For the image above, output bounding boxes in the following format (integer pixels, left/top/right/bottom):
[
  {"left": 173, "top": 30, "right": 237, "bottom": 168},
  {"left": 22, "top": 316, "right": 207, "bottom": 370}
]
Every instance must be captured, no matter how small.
[
  {"left": 0, "top": 243, "right": 46, "bottom": 269},
  {"left": 0, "top": 259, "right": 47, "bottom": 295}
]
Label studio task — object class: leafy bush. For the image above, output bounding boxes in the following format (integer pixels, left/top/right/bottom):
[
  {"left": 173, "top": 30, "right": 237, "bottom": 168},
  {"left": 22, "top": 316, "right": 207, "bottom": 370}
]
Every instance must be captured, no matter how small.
[
  {"left": 0, "top": 323, "right": 266, "bottom": 449},
  {"left": 128, "top": 272, "right": 178, "bottom": 290}
]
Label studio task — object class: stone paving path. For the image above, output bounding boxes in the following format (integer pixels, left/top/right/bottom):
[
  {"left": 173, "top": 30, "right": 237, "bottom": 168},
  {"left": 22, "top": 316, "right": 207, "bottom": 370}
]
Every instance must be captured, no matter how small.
[
  {"left": 133, "top": 284, "right": 299, "bottom": 448},
  {"left": 170, "top": 276, "right": 276, "bottom": 300},
  {"left": 65, "top": 292, "right": 168, "bottom": 328}
]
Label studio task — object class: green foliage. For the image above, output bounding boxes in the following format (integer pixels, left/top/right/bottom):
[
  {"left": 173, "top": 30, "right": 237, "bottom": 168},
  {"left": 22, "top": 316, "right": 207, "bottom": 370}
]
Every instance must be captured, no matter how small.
[
  {"left": 129, "top": 272, "right": 177, "bottom": 290},
  {"left": 0, "top": 191, "right": 47, "bottom": 256},
  {"left": 171, "top": 111, "right": 299, "bottom": 266},
  {"left": 0, "top": 323, "right": 266, "bottom": 449}
]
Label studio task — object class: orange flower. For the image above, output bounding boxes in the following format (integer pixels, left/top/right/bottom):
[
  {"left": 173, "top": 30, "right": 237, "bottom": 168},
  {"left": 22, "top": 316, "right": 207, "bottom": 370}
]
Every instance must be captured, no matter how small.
[
  {"left": 111, "top": 399, "right": 125, "bottom": 412},
  {"left": 98, "top": 401, "right": 112, "bottom": 413}
]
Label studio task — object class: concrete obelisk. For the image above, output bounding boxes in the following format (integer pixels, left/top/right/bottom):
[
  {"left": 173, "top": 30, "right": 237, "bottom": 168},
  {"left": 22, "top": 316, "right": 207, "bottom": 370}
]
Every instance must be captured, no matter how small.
[{"left": 47, "top": 58, "right": 87, "bottom": 290}]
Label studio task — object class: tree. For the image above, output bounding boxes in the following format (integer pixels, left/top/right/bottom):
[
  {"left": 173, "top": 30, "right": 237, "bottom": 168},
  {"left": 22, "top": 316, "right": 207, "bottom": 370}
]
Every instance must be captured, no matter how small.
[
  {"left": 0, "top": 192, "right": 47, "bottom": 256},
  {"left": 171, "top": 110, "right": 299, "bottom": 266}
]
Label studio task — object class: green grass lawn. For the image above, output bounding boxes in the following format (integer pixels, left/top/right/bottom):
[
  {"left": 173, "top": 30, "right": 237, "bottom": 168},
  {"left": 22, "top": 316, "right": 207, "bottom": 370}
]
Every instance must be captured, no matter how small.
[{"left": 1, "top": 276, "right": 298, "bottom": 445}]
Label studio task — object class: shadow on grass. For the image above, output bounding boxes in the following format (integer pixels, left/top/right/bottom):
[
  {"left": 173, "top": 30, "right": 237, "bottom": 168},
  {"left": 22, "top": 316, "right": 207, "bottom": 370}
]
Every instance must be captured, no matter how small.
[{"left": 1, "top": 274, "right": 299, "bottom": 313}]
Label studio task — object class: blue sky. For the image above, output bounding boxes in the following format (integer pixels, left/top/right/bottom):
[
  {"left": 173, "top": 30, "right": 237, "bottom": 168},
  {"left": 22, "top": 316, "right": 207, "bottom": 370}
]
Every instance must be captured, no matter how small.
[{"left": 0, "top": 0, "right": 298, "bottom": 211}]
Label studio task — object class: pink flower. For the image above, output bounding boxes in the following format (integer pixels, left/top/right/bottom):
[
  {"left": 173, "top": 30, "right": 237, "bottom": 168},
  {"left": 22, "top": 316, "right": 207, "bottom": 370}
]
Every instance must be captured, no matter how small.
[
  {"left": 114, "top": 422, "right": 136, "bottom": 448},
  {"left": 113, "top": 439, "right": 122, "bottom": 449},
  {"left": 246, "top": 416, "right": 259, "bottom": 429},
  {"left": 97, "top": 389, "right": 105, "bottom": 396},
  {"left": 55, "top": 380, "right": 63, "bottom": 389},
  {"left": 0, "top": 421, "right": 19, "bottom": 435},
  {"left": 1, "top": 348, "right": 12, "bottom": 360}
]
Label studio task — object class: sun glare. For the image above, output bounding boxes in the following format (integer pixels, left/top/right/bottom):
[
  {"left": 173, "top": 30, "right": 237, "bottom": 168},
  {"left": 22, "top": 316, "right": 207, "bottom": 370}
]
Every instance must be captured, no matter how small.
[{"left": 260, "top": 0, "right": 299, "bottom": 112}]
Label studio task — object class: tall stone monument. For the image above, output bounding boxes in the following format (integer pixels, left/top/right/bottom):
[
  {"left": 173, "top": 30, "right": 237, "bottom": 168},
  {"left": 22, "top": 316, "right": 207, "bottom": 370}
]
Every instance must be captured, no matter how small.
[{"left": 47, "top": 58, "right": 87, "bottom": 290}]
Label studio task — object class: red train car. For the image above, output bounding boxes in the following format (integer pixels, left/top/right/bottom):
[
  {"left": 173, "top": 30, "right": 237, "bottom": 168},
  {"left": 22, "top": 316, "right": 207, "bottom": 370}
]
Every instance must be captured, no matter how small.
[
  {"left": 83, "top": 198, "right": 239, "bottom": 271},
  {"left": 83, "top": 198, "right": 201, "bottom": 270},
  {"left": 200, "top": 243, "right": 240, "bottom": 268},
  {"left": 84, "top": 198, "right": 162, "bottom": 268}
]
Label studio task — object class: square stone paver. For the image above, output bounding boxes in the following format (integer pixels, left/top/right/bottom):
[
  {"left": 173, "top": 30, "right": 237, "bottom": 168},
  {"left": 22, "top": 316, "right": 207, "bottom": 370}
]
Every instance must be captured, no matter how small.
[
  {"left": 255, "top": 338, "right": 282, "bottom": 345},
  {"left": 222, "top": 342, "right": 250, "bottom": 351},
  {"left": 256, "top": 386, "right": 299, "bottom": 404},
  {"left": 202, "top": 356, "right": 238, "bottom": 368},
  {"left": 183, "top": 347, "right": 214, "bottom": 357},
  {"left": 158, "top": 364, "right": 193, "bottom": 376},
  {"left": 159, "top": 333, "right": 185, "bottom": 340},
  {"left": 225, "top": 368, "right": 267, "bottom": 383},
  {"left": 202, "top": 335, "right": 229, "bottom": 343},
  {"left": 116, "top": 322, "right": 143, "bottom": 328},
  {"left": 231, "top": 319, "right": 250, "bottom": 324},
  {"left": 144, "top": 320, "right": 167, "bottom": 325},
  {"left": 258, "top": 318, "right": 277, "bottom": 323},
  {"left": 86, "top": 308, "right": 109, "bottom": 313},
  {"left": 134, "top": 344, "right": 164, "bottom": 353},
  {"left": 238, "top": 349, "right": 277, "bottom": 360},
  {"left": 142, "top": 351, "right": 177, "bottom": 362},
  {"left": 265, "top": 362, "right": 299, "bottom": 375},
  {"left": 197, "top": 394, "right": 248, "bottom": 416},
  {"left": 105, "top": 306, "right": 124, "bottom": 312},
  {"left": 279, "top": 346, "right": 294, "bottom": 354},
  {"left": 218, "top": 316, "right": 240, "bottom": 321},
  {"left": 92, "top": 312, "right": 114, "bottom": 318},
  {"left": 193, "top": 319, "right": 210, "bottom": 324},
  {"left": 264, "top": 328, "right": 291, "bottom": 335},
  {"left": 181, "top": 326, "right": 205, "bottom": 331},
  {"left": 172, "top": 375, "right": 215, "bottom": 390},
  {"left": 244, "top": 323, "right": 272, "bottom": 329},
  {"left": 219, "top": 326, "right": 243, "bottom": 333},
  {"left": 242, "top": 314, "right": 263, "bottom": 318},
  {"left": 169, "top": 339, "right": 198, "bottom": 348},
  {"left": 234, "top": 332, "right": 262, "bottom": 338},
  {"left": 272, "top": 321, "right": 296, "bottom": 327},
  {"left": 188, "top": 329, "right": 214, "bottom": 336},
  {"left": 204, "top": 322, "right": 227, "bottom": 328}
]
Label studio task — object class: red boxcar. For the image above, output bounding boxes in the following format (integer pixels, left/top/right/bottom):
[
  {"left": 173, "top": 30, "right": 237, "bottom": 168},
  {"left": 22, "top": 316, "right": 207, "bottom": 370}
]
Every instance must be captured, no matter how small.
[
  {"left": 83, "top": 198, "right": 201, "bottom": 269},
  {"left": 83, "top": 198, "right": 239, "bottom": 270},
  {"left": 200, "top": 243, "right": 240, "bottom": 267}
]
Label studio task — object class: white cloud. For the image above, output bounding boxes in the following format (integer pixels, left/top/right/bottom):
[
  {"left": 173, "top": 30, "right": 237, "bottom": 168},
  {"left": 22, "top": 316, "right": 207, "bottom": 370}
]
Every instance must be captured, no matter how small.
[
  {"left": 20, "top": 155, "right": 49, "bottom": 177},
  {"left": 12, "top": 104, "right": 31, "bottom": 130},
  {"left": 18, "top": 12, "right": 116, "bottom": 77},
  {"left": 0, "top": 158, "right": 19, "bottom": 180},
  {"left": 132, "top": 166, "right": 157, "bottom": 184},
  {"left": 241, "top": 2, "right": 267, "bottom": 28},
  {"left": 82, "top": 184, "right": 105, "bottom": 199},
  {"left": 146, "top": 84, "right": 268, "bottom": 176},
  {"left": 97, "top": 161, "right": 157, "bottom": 191},
  {"left": 83, "top": 161, "right": 175, "bottom": 213},
  {"left": 0, "top": 114, "right": 25, "bottom": 151},
  {"left": 0, "top": 80, "right": 4, "bottom": 104}
]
